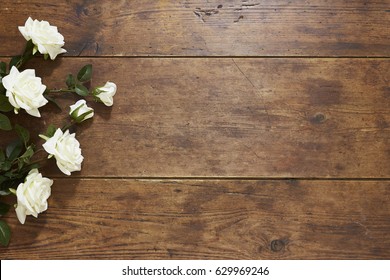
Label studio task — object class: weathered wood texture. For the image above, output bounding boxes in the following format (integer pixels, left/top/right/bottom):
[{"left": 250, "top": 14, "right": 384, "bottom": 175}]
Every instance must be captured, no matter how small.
[
  {"left": 1, "top": 1, "right": 389, "bottom": 261},
  {"left": 1, "top": 57, "right": 387, "bottom": 178},
  {"left": 0, "top": 0, "right": 389, "bottom": 57},
  {"left": 1, "top": 179, "right": 389, "bottom": 259}
]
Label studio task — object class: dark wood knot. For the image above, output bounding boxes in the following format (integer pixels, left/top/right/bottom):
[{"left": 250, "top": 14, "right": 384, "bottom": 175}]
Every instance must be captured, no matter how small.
[
  {"left": 270, "top": 239, "right": 285, "bottom": 252},
  {"left": 310, "top": 113, "right": 326, "bottom": 124}
]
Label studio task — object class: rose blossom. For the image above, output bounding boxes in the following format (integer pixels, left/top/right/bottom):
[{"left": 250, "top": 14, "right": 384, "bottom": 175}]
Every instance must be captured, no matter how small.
[
  {"left": 18, "top": 17, "right": 66, "bottom": 60},
  {"left": 69, "top": 99, "right": 94, "bottom": 123},
  {"left": 93, "top": 81, "right": 117, "bottom": 106},
  {"left": 15, "top": 169, "right": 53, "bottom": 224},
  {"left": 42, "top": 128, "right": 84, "bottom": 175},
  {"left": 2, "top": 66, "right": 48, "bottom": 117}
]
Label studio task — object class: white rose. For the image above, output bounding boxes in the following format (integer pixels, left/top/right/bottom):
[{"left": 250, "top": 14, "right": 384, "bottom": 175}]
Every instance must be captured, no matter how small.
[
  {"left": 42, "top": 128, "right": 84, "bottom": 176},
  {"left": 94, "top": 81, "right": 117, "bottom": 106},
  {"left": 69, "top": 99, "right": 94, "bottom": 123},
  {"left": 2, "top": 66, "right": 48, "bottom": 117},
  {"left": 15, "top": 169, "right": 53, "bottom": 224},
  {"left": 18, "top": 17, "right": 66, "bottom": 60}
]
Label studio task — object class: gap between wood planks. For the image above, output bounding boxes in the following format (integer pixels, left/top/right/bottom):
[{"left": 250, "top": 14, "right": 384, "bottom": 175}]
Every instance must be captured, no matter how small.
[
  {"left": 1, "top": 56, "right": 390, "bottom": 59},
  {"left": 47, "top": 176, "right": 390, "bottom": 181}
]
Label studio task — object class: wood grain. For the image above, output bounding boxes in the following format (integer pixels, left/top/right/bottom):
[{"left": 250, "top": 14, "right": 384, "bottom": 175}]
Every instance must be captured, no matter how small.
[
  {"left": 1, "top": 57, "right": 387, "bottom": 178},
  {"left": 0, "top": 1, "right": 389, "bottom": 261},
  {"left": 0, "top": 0, "right": 389, "bottom": 57},
  {"left": 0, "top": 179, "right": 389, "bottom": 259}
]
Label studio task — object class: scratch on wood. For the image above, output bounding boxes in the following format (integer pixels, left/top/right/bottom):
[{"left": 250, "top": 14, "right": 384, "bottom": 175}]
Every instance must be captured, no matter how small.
[
  {"left": 78, "top": 42, "right": 88, "bottom": 56},
  {"left": 236, "top": 2, "right": 260, "bottom": 11},
  {"left": 193, "top": 10, "right": 205, "bottom": 22},
  {"left": 234, "top": 2, "right": 260, "bottom": 22},
  {"left": 95, "top": 42, "right": 100, "bottom": 55},
  {"left": 242, "top": 3, "right": 260, "bottom": 8},
  {"left": 243, "top": 144, "right": 262, "bottom": 160},
  {"left": 193, "top": 7, "right": 219, "bottom": 22},
  {"left": 353, "top": 221, "right": 372, "bottom": 238},
  {"left": 232, "top": 59, "right": 272, "bottom": 127},
  {"left": 232, "top": 58, "right": 255, "bottom": 87},
  {"left": 234, "top": 15, "right": 244, "bottom": 23}
]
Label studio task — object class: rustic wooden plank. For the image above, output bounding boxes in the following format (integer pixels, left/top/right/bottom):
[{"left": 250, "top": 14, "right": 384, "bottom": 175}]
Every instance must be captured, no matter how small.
[
  {"left": 0, "top": 57, "right": 389, "bottom": 178},
  {"left": 0, "top": 0, "right": 389, "bottom": 57},
  {"left": 0, "top": 179, "right": 389, "bottom": 259}
]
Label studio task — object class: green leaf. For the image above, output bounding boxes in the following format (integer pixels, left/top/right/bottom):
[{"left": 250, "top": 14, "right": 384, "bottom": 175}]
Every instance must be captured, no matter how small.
[
  {"left": 0, "top": 160, "right": 11, "bottom": 172},
  {"left": 0, "top": 113, "right": 12, "bottom": 130},
  {"left": 14, "top": 124, "right": 30, "bottom": 146},
  {"left": 3, "top": 171, "right": 16, "bottom": 179},
  {"left": 19, "top": 145, "right": 34, "bottom": 163},
  {"left": 0, "top": 150, "right": 4, "bottom": 162},
  {"left": 0, "top": 62, "right": 6, "bottom": 76},
  {"left": 6, "top": 139, "right": 23, "bottom": 161},
  {"left": 9, "top": 55, "right": 22, "bottom": 70},
  {"left": 45, "top": 95, "right": 62, "bottom": 110},
  {"left": 0, "top": 82, "right": 5, "bottom": 95},
  {"left": 0, "top": 94, "right": 13, "bottom": 112},
  {"left": 0, "top": 202, "right": 10, "bottom": 216},
  {"left": 0, "top": 171, "right": 25, "bottom": 187},
  {"left": 0, "top": 220, "right": 11, "bottom": 246},
  {"left": 0, "top": 175, "right": 13, "bottom": 195},
  {"left": 23, "top": 40, "right": 35, "bottom": 57},
  {"left": 0, "top": 175, "right": 10, "bottom": 195},
  {"left": 75, "top": 83, "right": 89, "bottom": 97},
  {"left": 66, "top": 74, "right": 76, "bottom": 89},
  {"left": 18, "top": 159, "right": 24, "bottom": 171},
  {"left": 45, "top": 124, "right": 57, "bottom": 138},
  {"left": 77, "top": 64, "right": 92, "bottom": 82}
]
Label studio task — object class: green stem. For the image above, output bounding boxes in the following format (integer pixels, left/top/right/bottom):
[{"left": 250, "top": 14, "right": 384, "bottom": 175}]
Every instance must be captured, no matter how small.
[
  {"left": 47, "top": 88, "right": 75, "bottom": 93},
  {"left": 14, "top": 40, "right": 36, "bottom": 70},
  {"left": 8, "top": 155, "right": 47, "bottom": 174},
  {"left": 34, "top": 148, "right": 45, "bottom": 154},
  {"left": 26, "top": 157, "right": 49, "bottom": 168},
  {"left": 62, "top": 119, "right": 76, "bottom": 131},
  {"left": 15, "top": 58, "right": 24, "bottom": 69},
  {"left": 14, "top": 55, "right": 32, "bottom": 70},
  {"left": 10, "top": 148, "right": 45, "bottom": 167}
]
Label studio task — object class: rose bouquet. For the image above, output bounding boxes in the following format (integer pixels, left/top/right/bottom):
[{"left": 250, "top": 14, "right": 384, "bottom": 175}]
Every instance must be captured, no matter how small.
[{"left": 0, "top": 18, "right": 117, "bottom": 246}]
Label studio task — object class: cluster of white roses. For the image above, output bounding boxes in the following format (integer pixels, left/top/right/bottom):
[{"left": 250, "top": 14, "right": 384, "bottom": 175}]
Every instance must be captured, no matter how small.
[
  {"left": 0, "top": 18, "right": 116, "bottom": 227},
  {"left": 3, "top": 66, "right": 116, "bottom": 117}
]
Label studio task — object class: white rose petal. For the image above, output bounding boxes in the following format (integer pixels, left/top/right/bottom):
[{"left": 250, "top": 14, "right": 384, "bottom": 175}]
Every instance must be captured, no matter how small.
[
  {"left": 69, "top": 99, "right": 94, "bottom": 123},
  {"left": 2, "top": 66, "right": 48, "bottom": 117},
  {"left": 18, "top": 17, "right": 66, "bottom": 60},
  {"left": 15, "top": 169, "right": 53, "bottom": 224},
  {"left": 94, "top": 81, "right": 117, "bottom": 106},
  {"left": 42, "top": 128, "right": 84, "bottom": 175}
]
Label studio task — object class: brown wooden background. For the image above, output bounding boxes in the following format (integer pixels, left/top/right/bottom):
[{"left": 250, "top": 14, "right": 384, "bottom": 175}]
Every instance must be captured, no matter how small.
[{"left": 0, "top": 0, "right": 389, "bottom": 259}]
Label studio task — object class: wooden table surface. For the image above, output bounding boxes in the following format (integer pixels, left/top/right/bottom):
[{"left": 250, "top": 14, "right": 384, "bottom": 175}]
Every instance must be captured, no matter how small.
[{"left": 0, "top": 0, "right": 389, "bottom": 259}]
